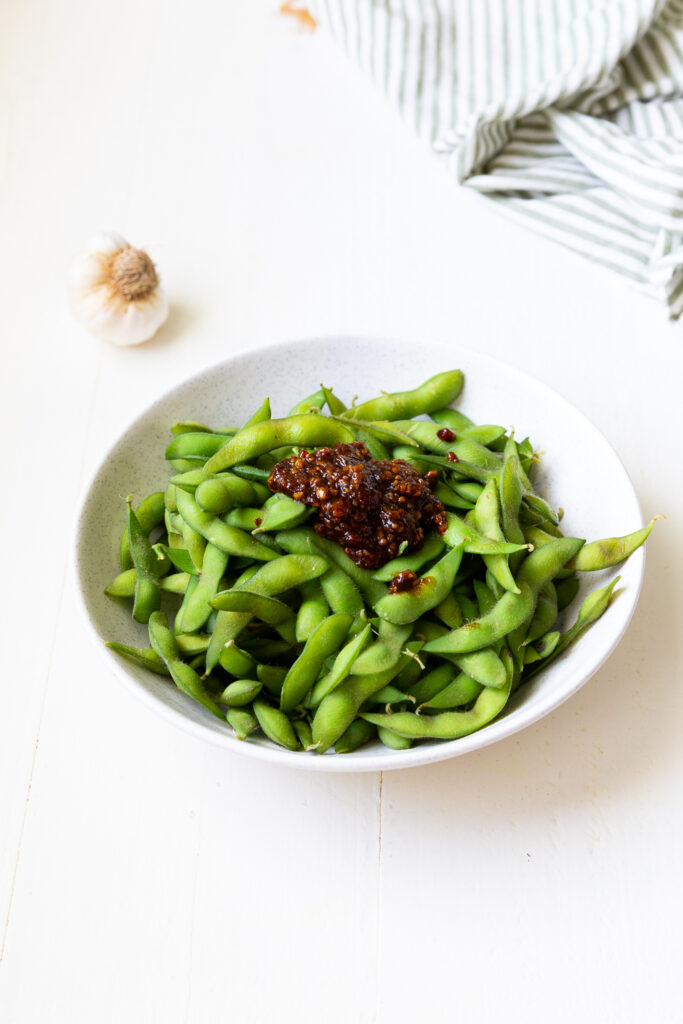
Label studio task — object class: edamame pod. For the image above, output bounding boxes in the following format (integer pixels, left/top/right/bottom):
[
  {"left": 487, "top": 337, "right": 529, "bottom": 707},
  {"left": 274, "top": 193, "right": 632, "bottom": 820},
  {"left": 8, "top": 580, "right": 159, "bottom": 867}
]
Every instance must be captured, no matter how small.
[
  {"left": 373, "top": 545, "right": 464, "bottom": 625},
  {"left": 424, "top": 537, "right": 584, "bottom": 654},
  {"left": 334, "top": 719, "right": 377, "bottom": 754},
  {"left": 362, "top": 651, "right": 513, "bottom": 740},
  {"left": 442, "top": 512, "right": 529, "bottom": 556},
  {"left": 218, "top": 680, "right": 262, "bottom": 707},
  {"left": 351, "top": 620, "right": 413, "bottom": 675},
  {"left": 280, "top": 613, "right": 352, "bottom": 711},
  {"left": 567, "top": 517, "right": 661, "bottom": 571},
  {"left": 176, "top": 488, "right": 278, "bottom": 562},
  {"left": 312, "top": 641, "right": 424, "bottom": 752},
  {"left": 119, "top": 491, "right": 165, "bottom": 570},
  {"left": 308, "top": 623, "right": 373, "bottom": 706},
  {"left": 149, "top": 611, "right": 223, "bottom": 719},
  {"left": 253, "top": 493, "right": 310, "bottom": 533},
  {"left": 253, "top": 700, "right": 300, "bottom": 751},
  {"left": 345, "top": 370, "right": 463, "bottom": 422},
  {"left": 127, "top": 499, "right": 163, "bottom": 623},
  {"left": 204, "top": 415, "right": 355, "bottom": 473},
  {"left": 226, "top": 706, "right": 260, "bottom": 740},
  {"left": 295, "top": 580, "right": 329, "bottom": 642},
  {"left": 372, "top": 532, "right": 445, "bottom": 582}
]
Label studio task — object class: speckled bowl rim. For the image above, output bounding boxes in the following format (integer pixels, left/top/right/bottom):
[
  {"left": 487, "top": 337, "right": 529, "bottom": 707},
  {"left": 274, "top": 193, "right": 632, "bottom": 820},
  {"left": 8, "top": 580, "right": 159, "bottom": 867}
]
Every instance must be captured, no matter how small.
[{"left": 72, "top": 336, "right": 645, "bottom": 773}]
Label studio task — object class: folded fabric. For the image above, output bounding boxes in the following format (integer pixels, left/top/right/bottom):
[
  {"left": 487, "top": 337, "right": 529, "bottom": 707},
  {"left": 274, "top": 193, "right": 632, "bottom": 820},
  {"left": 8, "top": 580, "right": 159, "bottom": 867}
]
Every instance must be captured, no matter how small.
[{"left": 304, "top": 0, "right": 683, "bottom": 318}]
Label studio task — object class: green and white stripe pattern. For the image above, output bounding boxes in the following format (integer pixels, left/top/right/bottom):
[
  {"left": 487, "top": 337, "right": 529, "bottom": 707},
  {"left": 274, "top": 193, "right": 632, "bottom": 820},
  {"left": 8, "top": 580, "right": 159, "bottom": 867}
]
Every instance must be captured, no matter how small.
[{"left": 305, "top": 0, "right": 683, "bottom": 317}]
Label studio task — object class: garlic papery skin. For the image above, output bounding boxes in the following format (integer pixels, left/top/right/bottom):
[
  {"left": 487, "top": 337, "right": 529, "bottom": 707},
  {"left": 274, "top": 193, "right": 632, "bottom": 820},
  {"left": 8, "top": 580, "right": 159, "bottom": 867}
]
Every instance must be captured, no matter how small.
[{"left": 68, "top": 232, "right": 169, "bottom": 346}]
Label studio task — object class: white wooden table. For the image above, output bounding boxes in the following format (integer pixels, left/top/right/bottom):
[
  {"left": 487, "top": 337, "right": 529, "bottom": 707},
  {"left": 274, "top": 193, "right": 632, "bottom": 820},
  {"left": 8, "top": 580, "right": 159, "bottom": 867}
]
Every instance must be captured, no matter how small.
[{"left": 2, "top": 3, "right": 682, "bottom": 1021}]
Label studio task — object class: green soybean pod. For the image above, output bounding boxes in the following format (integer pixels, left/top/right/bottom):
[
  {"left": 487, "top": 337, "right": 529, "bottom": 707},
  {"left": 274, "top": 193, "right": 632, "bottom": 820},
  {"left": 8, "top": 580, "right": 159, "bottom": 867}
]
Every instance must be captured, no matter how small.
[
  {"left": 334, "top": 718, "right": 377, "bottom": 754},
  {"left": 257, "top": 664, "right": 288, "bottom": 696},
  {"left": 567, "top": 517, "right": 661, "bottom": 571},
  {"left": 106, "top": 642, "right": 169, "bottom": 676},
  {"left": 433, "top": 592, "right": 464, "bottom": 629},
  {"left": 432, "top": 407, "right": 506, "bottom": 446},
  {"left": 362, "top": 652, "right": 514, "bottom": 740},
  {"left": 525, "top": 576, "right": 621, "bottom": 680},
  {"left": 148, "top": 611, "right": 223, "bottom": 719},
  {"left": 253, "top": 700, "right": 300, "bottom": 751},
  {"left": 372, "top": 532, "right": 446, "bottom": 582},
  {"left": 165, "top": 432, "right": 228, "bottom": 462},
  {"left": 242, "top": 396, "right": 272, "bottom": 428},
  {"left": 226, "top": 507, "right": 263, "bottom": 531},
  {"left": 175, "top": 543, "right": 229, "bottom": 635},
  {"left": 555, "top": 576, "right": 580, "bottom": 611},
  {"left": 351, "top": 620, "right": 413, "bottom": 675},
  {"left": 104, "top": 568, "right": 138, "bottom": 598},
  {"left": 165, "top": 483, "right": 178, "bottom": 513},
  {"left": 391, "top": 420, "right": 503, "bottom": 474},
  {"left": 288, "top": 389, "right": 326, "bottom": 416},
  {"left": 377, "top": 726, "right": 412, "bottom": 750},
  {"left": 119, "top": 491, "right": 165, "bottom": 570},
  {"left": 226, "top": 706, "right": 260, "bottom": 740},
  {"left": 472, "top": 476, "right": 520, "bottom": 594},
  {"left": 170, "top": 470, "right": 257, "bottom": 505},
  {"left": 218, "top": 640, "right": 256, "bottom": 678},
  {"left": 177, "top": 515, "right": 207, "bottom": 571},
  {"left": 253, "top": 494, "right": 310, "bottom": 533},
  {"left": 207, "top": 554, "right": 329, "bottom": 671},
  {"left": 473, "top": 579, "right": 497, "bottom": 616},
  {"left": 294, "top": 719, "right": 315, "bottom": 749},
  {"left": 280, "top": 613, "right": 353, "bottom": 711},
  {"left": 354, "top": 428, "right": 390, "bottom": 461},
  {"left": 433, "top": 481, "right": 476, "bottom": 511},
  {"left": 195, "top": 479, "right": 234, "bottom": 514},
  {"left": 218, "top": 680, "right": 262, "bottom": 707},
  {"left": 441, "top": 511, "right": 528, "bottom": 557},
  {"left": 345, "top": 370, "right": 463, "bottom": 422},
  {"left": 215, "top": 553, "right": 330, "bottom": 605},
  {"left": 451, "top": 480, "right": 484, "bottom": 504},
  {"left": 321, "top": 385, "right": 347, "bottom": 416},
  {"left": 159, "top": 572, "right": 192, "bottom": 594},
  {"left": 311, "top": 641, "right": 424, "bottom": 753},
  {"left": 173, "top": 574, "right": 199, "bottom": 634},
  {"left": 175, "top": 633, "right": 211, "bottom": 656},
  {"left": 204, "top": 415, "right": 355, "bottom": 473},
  {"left": 308, "top": 623, "right": 373, "bottom": 707},
  {"left": 406, "top": 663, "right": 457, "bottom": 705},
  {"left": 295, "top": 580, "right": 329, "bottom": 642},
  {"left": 175, "top": 488, "right": 278, "bottom": 562},
  {"left": 320, "top": 567, "right": 365, "bottom": 618},
  {"left": 373, "top": 545, "right": 464, "bottom": 625},
  {"left": 523, "top": 631, "right": 561, "bottom": 665},
  {"left": 127, "top": 499, "right": 163, "bottom": 624},
  {"left": 420, "top": 674, "right": 483, "bottom": 710},
  {"left": 230, "top": 464, "right": 271, "bottom": 483},
  {"left": 209, "top": 590, "right": 295, "bottom": 627},
  {"left": 424, "top": 537, "right": 584, "bottom": 654},
  {"left": 525, "top": 582, "right": 558, "bottom": 644},
  {"left": 430, "top": 407, "right": 474, "bottom": 431},
  {"left": 452, "top": 648, "right": 507, "bottom": 688}
]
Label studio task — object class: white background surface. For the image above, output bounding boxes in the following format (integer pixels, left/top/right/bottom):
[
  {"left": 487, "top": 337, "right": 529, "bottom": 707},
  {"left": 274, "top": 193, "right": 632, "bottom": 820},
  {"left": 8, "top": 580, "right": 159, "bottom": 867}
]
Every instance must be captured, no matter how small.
[{"left": 1, "top": 2, "right": 681, "bottom": 1022}]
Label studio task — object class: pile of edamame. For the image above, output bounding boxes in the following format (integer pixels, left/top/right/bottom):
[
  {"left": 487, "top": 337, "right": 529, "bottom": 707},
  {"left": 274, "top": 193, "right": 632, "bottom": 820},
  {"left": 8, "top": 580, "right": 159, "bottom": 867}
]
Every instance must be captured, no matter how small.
[{"left": 105, "top": 370, "right": 658, "bottom": 754}]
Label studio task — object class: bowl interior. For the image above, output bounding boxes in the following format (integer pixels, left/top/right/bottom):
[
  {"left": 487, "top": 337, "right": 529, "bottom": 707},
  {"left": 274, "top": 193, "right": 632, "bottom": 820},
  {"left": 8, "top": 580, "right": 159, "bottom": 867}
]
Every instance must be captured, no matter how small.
[{"left": 74, "top": 337, "right": 644, "bottom": 772}]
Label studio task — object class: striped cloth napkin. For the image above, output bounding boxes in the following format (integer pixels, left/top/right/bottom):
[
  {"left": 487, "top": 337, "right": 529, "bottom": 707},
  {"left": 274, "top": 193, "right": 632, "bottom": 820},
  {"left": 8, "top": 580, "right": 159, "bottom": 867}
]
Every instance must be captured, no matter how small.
[{"left": 301, "top": 0, "right": 683, "bottom": 318}]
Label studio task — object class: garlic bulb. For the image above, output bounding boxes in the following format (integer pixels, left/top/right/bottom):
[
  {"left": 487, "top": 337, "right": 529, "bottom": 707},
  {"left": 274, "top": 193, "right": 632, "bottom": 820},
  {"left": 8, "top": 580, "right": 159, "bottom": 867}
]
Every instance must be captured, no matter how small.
[{"left": 68, "top": 232, "right": 169, "bottom": 346}]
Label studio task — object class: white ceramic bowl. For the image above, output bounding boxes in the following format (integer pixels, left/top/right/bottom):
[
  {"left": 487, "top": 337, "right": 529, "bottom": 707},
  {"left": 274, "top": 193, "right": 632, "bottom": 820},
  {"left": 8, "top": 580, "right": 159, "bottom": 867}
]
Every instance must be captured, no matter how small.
[{"left": 74, "top": 337, "right": 645, "bottom": 772}]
